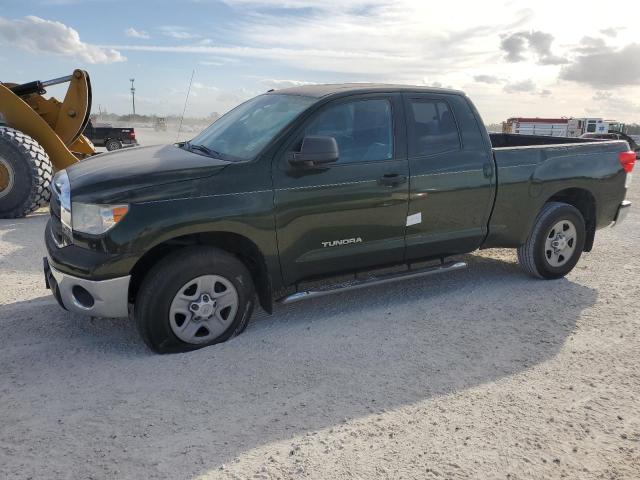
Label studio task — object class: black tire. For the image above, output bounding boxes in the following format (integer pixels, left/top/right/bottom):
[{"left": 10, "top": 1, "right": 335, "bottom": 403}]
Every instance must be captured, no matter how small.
[
  {"left": 0, "top": 127, "right": 52, "bottom": 218},
  {"left": 517, "top": 202, "right": 586, "bottom": 279},
  {"left": 105, "top": 139, "right": 122, "bottom": 151},
  {"left": 135, "top": 246, "right": 255, "bottom": 353}
]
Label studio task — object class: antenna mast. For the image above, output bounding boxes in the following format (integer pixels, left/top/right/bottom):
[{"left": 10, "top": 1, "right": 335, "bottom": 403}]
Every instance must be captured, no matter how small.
[
  {"left": 177, "top": 70, "right": 195, "bottom": 142},
  {"left": 129, "top": 78, "right": 136, "bottom": 119}
]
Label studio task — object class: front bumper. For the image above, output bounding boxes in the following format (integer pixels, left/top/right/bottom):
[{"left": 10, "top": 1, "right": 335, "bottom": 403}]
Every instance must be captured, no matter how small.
[
  {"left": 44, "top": 257, "right": 130, "bottom": 318},
  {"left": 613, "top": 200, "right": 631, "bottom": 226}
]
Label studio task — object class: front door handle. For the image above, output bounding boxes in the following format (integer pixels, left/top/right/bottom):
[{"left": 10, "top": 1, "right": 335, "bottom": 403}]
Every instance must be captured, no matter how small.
[
  {"left": 483, "top": 163, "right": 493, "bottom": 178},
  {"left": 378, "top": 173, "right": 407, "bottom": 187}
]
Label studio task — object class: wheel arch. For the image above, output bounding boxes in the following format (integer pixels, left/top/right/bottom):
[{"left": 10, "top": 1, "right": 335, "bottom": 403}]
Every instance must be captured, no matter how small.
[
  {"left": 543, "top": 187, "right": 596, "bottom": 251},
  {"left": 129, "top": 231, "right": 273, "bottom": 314}
]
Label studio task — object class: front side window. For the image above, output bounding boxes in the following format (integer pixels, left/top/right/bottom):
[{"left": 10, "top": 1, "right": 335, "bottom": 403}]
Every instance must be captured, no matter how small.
[
  {"left": 304, "top": 99, "right": 393, "bottom": 163},
  {"left": 190, "top": 94, "right": 316, "bottom": 161},
  {"left": 407, "top": 99, "right": 460, "bottom": 157}
]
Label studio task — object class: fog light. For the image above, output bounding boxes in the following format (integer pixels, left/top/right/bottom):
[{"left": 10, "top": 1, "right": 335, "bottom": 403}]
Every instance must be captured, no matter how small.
[{"left": 72, "top": 285, "right": 94, "bottom": 309}]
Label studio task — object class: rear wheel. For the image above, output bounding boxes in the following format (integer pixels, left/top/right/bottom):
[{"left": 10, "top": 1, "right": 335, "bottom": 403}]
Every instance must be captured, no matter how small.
[
  {"left": 105, "top": 139, "right": 122, "bottom": 151},
  {"left": 135, "top": 246, "right": 255, "bottom": 353},
  {"left": 517, "top": 202, "right": 586, "bottom": 279},
  {"left": 0, "top": 127, "right": 52, "bottom": 218}
]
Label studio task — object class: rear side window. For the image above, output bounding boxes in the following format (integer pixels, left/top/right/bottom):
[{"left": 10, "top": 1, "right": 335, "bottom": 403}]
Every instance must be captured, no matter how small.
[
  {"left": 407, "top": 99, "right": 460, "bottom": 157},
  {"left": 304, "top": 99, "right": 393, "bottom": 163}
]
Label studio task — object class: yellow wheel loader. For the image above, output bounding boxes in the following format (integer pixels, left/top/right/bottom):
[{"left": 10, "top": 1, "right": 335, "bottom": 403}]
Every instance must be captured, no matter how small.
[{"left": 0, "top": 69, "right": 96, "bottom": 218}]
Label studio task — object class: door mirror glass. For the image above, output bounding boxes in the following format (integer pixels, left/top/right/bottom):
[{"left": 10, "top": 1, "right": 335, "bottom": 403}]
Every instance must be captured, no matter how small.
[{"left": 290, "top": 135, "right": 339, "bottom": 166}]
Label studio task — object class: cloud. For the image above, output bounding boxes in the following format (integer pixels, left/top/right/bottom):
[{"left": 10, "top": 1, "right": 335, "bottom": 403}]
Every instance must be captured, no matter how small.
[
  {"left": 199, "top": 60, "right": 224, "bottom": 66},
  {"left": 260, "top": 78, "right": 314, "bottom": 89},
  {"left": 0, "top": 15, "right": 124, "bottom": 63},
  {"left": 503, "top": 79, "right": 536, "bottom": 93},
  {"left": 473, "top": 74, "right": 501, "bottom": 84},
  {"left": 537, "top": 54, "right": 568, "bottom": 65},
  {"left": 574, "top": 36, "right": 608, "bottom": 54},
  {"left": 198, "top": 56, "right": 241, "bottom": 67},
  {"left": 560, "top": 42, "right": 640, "bottom": 88},
  {"left": 159, "top": 26, "right": 199, "bottom": 40},
  {"left": 220, "top": 0, "right": 387, "bottom": 10},
  {"left": 500, "top": 32, "right": 527, "bottom": 62},
  {"left": 108, "top": 4, "right": 534, "bottom": 78},
  {"left": 591, "top": 90, "right": 640, "bottom": 115},
  {"left": 192, "top": 82, "right": 219, "bottom": 91},
  {"left": 125, "top": 27, "right": 150, "bottom": 39},
  {"left": 500, "top": 30, "right": 567, "bottom": 65},
  {"left": 600, "top": 27, "right": 618, "bottom": 38},
  {"left": 502, "top": 80, "right": 551, "bottom": 97}
]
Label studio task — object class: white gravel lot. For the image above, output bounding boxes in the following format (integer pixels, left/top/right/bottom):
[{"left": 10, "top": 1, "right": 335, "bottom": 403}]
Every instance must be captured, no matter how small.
[{"left": 1, "top": 172, "right": 638, "bottom": 479}]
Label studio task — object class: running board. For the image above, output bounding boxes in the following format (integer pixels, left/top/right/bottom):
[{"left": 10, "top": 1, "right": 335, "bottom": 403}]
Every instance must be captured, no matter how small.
[{"left": 278, "top": 260, "right": 467, "bottom": 305}]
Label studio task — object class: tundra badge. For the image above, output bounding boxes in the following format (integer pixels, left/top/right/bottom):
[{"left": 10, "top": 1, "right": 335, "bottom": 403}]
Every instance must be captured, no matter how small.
[{"left": 322, "top": 237, "right": 363, "bottom": 248}]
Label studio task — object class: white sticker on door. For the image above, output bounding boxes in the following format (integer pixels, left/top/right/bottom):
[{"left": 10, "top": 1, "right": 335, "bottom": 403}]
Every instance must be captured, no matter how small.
[{"left": 406, "top": 212, "right": 422, "bottom": 226}]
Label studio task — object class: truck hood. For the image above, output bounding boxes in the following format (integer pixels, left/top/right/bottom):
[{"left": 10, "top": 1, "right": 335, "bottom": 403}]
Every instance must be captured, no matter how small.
[{"left": 67, "top": 144, "right": 230, "bottom": 202}]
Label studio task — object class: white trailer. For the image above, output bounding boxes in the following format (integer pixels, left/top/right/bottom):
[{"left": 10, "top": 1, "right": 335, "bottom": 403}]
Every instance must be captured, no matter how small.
[
  {"left": 504, "top": 117, "right": 622, "bottom": 138},
  {"left": 502, "top": 118, "right": 569, "bottom": 137}
]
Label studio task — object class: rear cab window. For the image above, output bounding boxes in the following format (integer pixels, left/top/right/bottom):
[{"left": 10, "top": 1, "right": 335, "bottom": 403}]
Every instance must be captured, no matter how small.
[{"left": 406, "top": 98, "right": 461, "bottom": 157}]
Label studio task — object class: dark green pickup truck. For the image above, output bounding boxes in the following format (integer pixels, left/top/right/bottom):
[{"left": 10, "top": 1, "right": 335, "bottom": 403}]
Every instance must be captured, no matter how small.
[{"left": 44, "top": 84, "right": 635, "bottom": 353}]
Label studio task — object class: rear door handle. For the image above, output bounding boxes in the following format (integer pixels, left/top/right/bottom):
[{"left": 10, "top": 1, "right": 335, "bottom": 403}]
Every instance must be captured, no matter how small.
[{"left": 378, "top": 173, "right": 407, "bottom": 187}]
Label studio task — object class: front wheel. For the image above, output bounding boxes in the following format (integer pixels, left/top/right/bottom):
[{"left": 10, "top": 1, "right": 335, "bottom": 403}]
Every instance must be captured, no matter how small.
[
  {"left": 517, "top": 202, "right": 586, "bottom": 279},
  {"left": 135, "top": 246, "right": 255, "bottom": 353},
  {"left": 105, "top": 139, "right": 122, "bottom": 151}
]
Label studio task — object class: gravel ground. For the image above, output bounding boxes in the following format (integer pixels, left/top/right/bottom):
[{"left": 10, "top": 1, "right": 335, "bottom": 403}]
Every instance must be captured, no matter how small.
[{"left": 1, "top": 179, "right": 638, "bottom": 480}]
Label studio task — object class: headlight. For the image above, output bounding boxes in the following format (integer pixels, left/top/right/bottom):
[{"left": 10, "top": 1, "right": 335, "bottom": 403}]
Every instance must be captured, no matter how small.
[
  {"left": 72, "top": 203, "right": 129, "bottom": 235},
  {"left": 53, "top": 170, "right": 73, "bottom": 246}
]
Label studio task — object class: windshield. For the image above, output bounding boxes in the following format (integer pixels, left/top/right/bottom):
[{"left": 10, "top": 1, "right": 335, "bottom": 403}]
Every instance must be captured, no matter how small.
[{"left": 189, "top": 94, "right": 316, "bottom": 161}]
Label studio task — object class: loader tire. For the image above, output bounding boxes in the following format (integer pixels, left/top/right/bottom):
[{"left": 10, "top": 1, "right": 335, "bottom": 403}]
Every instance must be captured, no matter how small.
[{"left": 0, "top": 127, "right": 53, "bottom": 218}]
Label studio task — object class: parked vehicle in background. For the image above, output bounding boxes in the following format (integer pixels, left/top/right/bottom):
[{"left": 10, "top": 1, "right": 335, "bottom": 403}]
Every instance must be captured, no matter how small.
[
  {"left": 502, "top": 117, "right": 571, "bottom": 137},
  {"left": 154, "top": 117, "right": 167, "bottom": 132},
  {"left": 44, "top": 84, "right": 635, "bottom": 353},
  {"left": 83, "top": 120, "right": 138, "bottom": 151},
  {"left": 503, "top": 117, "right": 627, "bottom": 138}
]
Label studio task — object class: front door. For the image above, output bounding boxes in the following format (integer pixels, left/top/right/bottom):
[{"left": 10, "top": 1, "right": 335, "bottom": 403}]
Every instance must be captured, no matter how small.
[{"left": 273, "top": 94, "right": 409, "bottom": 285}]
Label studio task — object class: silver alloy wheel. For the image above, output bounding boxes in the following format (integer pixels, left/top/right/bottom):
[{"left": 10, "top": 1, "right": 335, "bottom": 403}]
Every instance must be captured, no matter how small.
[
  {"left": 169, "top": 274, "right": 239, "bottom": 344},
  {"left": 0, "top": 157, "right": 15, "bottom": 200},
  {"left": 544, "top": 219, "right": 577, "bottom": 267}
]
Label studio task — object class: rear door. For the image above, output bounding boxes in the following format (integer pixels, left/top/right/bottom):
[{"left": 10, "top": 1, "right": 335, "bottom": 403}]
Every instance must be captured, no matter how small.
[
  {"left": 93, "top": 127, "right": 107, "bottom": 146},
  {"left": 273, "top": 94, "right": 409, "bottom": 285},
  {"left": 403, "top": 93, "right": 495, "bottom": 259}
]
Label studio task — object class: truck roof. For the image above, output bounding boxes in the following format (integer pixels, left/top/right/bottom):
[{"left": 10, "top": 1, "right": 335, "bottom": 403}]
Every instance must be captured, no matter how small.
[{"left": 268, "top": 83, "right": 464, "bottom": 98}]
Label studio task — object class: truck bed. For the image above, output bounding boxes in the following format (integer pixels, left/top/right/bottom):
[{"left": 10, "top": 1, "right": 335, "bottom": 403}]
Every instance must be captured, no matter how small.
[
  {"left": 489, "top": 133, "right": 599, "bottom": 148},
  {"left": 484, "top": 135, "right": 629, "bottom": 249}
]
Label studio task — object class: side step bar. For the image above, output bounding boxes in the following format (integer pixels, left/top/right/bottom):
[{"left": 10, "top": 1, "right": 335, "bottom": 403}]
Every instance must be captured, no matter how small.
[{"left": 278, "top": 260, "right": 467, "bottom": 305}]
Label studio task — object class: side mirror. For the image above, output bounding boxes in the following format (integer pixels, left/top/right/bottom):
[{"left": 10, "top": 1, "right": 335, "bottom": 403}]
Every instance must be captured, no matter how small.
[{"left": 290, "top": 135, "right": 339, "bottom": 166}]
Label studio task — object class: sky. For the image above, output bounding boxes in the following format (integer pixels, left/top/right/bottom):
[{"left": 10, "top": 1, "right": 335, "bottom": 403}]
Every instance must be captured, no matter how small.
[{"left": 1, "top": 0, "right": 639, "bottom": 123}]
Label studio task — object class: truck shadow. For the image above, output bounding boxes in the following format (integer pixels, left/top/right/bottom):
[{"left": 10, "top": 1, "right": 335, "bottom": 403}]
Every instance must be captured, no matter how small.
[
  {"left": 0, "top": 211, "right": 49, "bottom": 274},
  {"left": 1, "top": 252, "right": 597, "bottom": 479}
]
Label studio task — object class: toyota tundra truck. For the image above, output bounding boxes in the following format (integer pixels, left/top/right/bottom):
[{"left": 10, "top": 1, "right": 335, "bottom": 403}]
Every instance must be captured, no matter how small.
[
  {"left": 43, "top": 84, "right": 635, "bottom": 353},
  {"left": 83, "top": 120, "right": 138, "bottom": 151}
]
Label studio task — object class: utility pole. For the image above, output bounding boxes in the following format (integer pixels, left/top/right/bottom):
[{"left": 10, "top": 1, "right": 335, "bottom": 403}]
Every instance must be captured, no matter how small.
[{"left": 129, "top": 78, "right": 136, "bottom": 120}]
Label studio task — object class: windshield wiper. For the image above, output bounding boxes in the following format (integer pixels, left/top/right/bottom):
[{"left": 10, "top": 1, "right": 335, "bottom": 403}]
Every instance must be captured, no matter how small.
[{"left": 185, "top": 141, "right": 222, "bottom": 158}]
